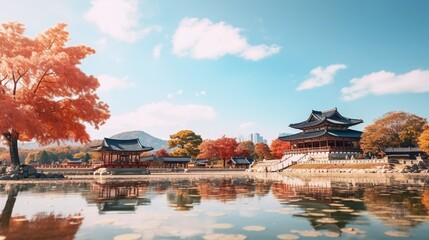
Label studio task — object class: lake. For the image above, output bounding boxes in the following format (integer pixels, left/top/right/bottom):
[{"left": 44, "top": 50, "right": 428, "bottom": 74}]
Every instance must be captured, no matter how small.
[{"left": 1, "top": 173, "right": 429, "bottom": 239}]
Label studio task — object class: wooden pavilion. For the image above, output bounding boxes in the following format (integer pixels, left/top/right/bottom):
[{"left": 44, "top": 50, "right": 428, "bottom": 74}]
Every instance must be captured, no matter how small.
[
  {"left": 279, "top": 108, "right": 363, "bottom": 155},
  {"left": 92, "top": 138, "right": 153, "bottom": 168}
]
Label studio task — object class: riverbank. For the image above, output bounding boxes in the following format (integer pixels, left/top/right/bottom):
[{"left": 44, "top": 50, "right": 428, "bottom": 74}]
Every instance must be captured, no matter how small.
[{"left": 283, "top": 161, "right": 429, "bottom": 174}]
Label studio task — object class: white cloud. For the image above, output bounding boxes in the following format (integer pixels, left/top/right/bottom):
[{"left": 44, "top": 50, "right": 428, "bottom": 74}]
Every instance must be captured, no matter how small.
[
  {"left": 85, "top": 0, "right": 161, "bottom": 43},
  {"left": 239, "top": 121, "right": 256, "bottom": 129},
  {"left": 172, "top": 17, "right": 280, "bottom": 61},
  {"left": 241, "top": 44, "right": 280, "bottom": 61},
  {"left": 153, "top": 43, "right": 162, "bottom": 59},
  {"left": 97, "top": 74, "right": 135, "bottom": 93},
  {"left": 88, "top": 101, "right": 217, "bottom": 139},
  {"left": 167, "top": 89, "right": 183, "bottom": 98},
  {"left": 95, "top": 37, "right": 108, "bottom": 49},
  {"left": 341, "top": 69, "right": 429, "bottom": 101},
  {"left": 195, "top": 90, "right": 206, "bottom": 97},
  {"left": 297, "top": 64, "right": 347, "bottom": 91}
]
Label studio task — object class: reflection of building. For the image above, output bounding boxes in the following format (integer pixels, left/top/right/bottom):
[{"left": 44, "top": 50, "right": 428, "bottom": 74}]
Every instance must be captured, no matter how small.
[
  {"left": 88, "top": 182, "right": 151, "bottom": 213},
  {"left": 92, "top": 138, "right": 153, "bottom": 168},
  {"left": 279, "top": 108, "right": 363, "bottom": 159}
]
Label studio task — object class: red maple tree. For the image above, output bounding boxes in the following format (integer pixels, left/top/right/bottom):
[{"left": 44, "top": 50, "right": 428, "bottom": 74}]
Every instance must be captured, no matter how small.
[
  {"left": 0, "top": 22, "right": 109, "bottom": 165},
  {"left": 270, "top": 139, "right": 291, "bottom": 159}
]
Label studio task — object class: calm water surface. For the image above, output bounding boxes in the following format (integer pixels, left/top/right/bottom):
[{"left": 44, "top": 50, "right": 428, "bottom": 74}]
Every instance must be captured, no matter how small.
[{"left": 1, "top": 174, "right": 429, "bottom": 239}]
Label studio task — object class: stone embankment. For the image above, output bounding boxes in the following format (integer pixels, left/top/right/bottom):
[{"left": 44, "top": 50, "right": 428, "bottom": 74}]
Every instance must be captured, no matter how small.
[
  {"left": 0, "top": 164, "right": 65, "bottom": 180},
  {"left": 283, "top": 161, "right": 428, "bottom": 174}
]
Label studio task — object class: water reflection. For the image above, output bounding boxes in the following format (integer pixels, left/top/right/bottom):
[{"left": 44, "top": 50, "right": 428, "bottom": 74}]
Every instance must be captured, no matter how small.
[
  {"left": 0, "top": 184, "right": 83, "bottom": 239},
  {"left": 87, "top": 182, "right": 151, "bottom": 213},
  {"left": 0, "top": 175, "right": 428, "bottom": 239}
]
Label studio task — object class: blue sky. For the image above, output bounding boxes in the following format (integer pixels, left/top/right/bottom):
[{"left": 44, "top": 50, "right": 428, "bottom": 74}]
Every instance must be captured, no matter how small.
[{"left": 2, "top": 0, "right": 429, "bottom": 142}]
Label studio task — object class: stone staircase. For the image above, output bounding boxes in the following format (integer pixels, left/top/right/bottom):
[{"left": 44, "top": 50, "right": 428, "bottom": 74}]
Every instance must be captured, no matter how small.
[{"left": 250, "top": 153, "right": 308, "bottom": 172}]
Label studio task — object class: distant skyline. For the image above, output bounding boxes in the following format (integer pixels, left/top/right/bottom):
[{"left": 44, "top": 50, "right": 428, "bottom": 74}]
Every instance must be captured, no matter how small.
[{"left": 2, "top": 0, "right": 429, "bottom": 143}]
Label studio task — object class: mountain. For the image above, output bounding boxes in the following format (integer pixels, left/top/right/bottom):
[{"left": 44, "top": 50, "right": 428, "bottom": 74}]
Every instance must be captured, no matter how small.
[{"left": 110, "top": 130, "right": 168, "bottom": 152}]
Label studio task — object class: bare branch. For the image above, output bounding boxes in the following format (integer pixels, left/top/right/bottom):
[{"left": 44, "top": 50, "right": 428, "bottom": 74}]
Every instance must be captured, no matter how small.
[{"left": 33, "top": 66, "right": 52, "bottom": 95}]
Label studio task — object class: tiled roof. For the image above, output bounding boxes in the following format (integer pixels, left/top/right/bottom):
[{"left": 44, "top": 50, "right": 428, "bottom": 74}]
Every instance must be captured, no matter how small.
[
  {"left": 279, "top": 129, "right": 362, "bottom": 141},
  {"left": 384, "top": 147, "right": 422, "bottom": 153},
  {"left": 228, "top": 157, "right": 251, "bottom": 165},
  {"left": 158, "top": 156, "right": 191, "bottom": 163},
  {"left": 92, "top": 138, "right": 153, "bottom": 152},
  {"left": 289, "top": 108, "right": 363, "bottom": 129}
]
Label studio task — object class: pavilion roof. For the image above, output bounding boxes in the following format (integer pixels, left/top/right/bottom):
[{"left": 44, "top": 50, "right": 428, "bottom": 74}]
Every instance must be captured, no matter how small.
[
  {"left": 92, "top": 138, "right": 153, "bottom": 152},
  {"left": 228, "top": 157, "right": 251, "bottom": 165},
  {"left": 289, "top": 108, "right": 363, "bottom": 130},
  {"left": 279, "top": 129, "right": 362, "bottom": 141}
]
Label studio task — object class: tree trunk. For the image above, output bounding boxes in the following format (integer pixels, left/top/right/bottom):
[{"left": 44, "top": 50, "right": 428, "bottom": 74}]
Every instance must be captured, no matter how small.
[{"left": 2, "top": 130, "right": 20, "bottom": 166}]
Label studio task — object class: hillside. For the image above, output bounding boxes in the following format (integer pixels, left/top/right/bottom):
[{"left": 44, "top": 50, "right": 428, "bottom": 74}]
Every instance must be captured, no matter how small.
[{"left": 111, "top": 130, "right": 168, "bottom": 152}]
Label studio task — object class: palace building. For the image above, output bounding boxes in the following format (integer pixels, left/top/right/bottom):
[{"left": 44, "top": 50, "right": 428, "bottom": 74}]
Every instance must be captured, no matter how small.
[
  {"left": 92, "top": 138, "right": 153, "bottom": 168},
  {"left": 279, "top": 108, "right": 363, "bottom": 160}
]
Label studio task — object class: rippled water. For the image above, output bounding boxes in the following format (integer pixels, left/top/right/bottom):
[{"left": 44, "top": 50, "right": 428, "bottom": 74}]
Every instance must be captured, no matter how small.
[{"left": 1, "top": 174, "right": 429, "bottom": 239}]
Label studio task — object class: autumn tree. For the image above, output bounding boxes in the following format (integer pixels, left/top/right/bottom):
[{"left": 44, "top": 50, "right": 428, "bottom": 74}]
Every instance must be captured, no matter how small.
[
  {"left": 197, "top": 139, "right": 218, "bottom": 160},
  {"left": 214, "top": 137, "right": 238, "bottom": 167},
  {"left": 155, "top": 149, "right": 169, "bottom": 157},
  {"left": 360, "top": 112, "right": 428, "bottom": 155},
  {"left": 168, "top": 130, "right": 202, "bottom": 157},
  {"left": 235, "top": 141, "right": 254, "bottom": 158},
  {"left": 419, "top": 129, "right": 429, "bottom": 154},
  {"left": 270, "top": 139, "right": 291, "bottom": 159},
  {"left": 0, "top": 22, "right": 109, "bottom": 166},
  {"left": 254, "top": 142, "right": 274, "bottom": 161}
]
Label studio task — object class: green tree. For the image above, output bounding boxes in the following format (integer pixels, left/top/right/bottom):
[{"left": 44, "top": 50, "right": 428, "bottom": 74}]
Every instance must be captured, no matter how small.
[
  {"left": 168, "top": 130, "right": 203, "bottom": 157},
  {"left": 360, "top": 112, "right": 428, "bottom": 155},
  {"left": 35, "top": 150, "right": 50, "bottom": 164},
  {"left": 418, "top": 128, "right": 429, "bottom": 154},
  {"left": 83, "top": 153, "right": 91, "bottom": 163}
]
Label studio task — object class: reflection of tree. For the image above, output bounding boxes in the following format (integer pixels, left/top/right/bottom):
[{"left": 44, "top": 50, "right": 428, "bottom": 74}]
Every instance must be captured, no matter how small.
[
  {"left": 167, "top": 188, "right": 201, "bottom": 211},
  {"left": 255, "top": 179, "right": 272, "bottom": 197},
  {"left": 271, "top": 181, "right": 368, "bottom": 234},
  {"left": 0, "top": 184, "right": 83, "bottom": 239},
  {"left": 364, "top": 185, "right": 428, "bottom": 230},
  {"left": 1, "top": 213, "right": 83, "bottom": 240},
  {"left": 1, "top": 185, "right": 20, "bottom": 230},
  {"left": 196, "top": 178, "right": 256, "bottom": 202}
]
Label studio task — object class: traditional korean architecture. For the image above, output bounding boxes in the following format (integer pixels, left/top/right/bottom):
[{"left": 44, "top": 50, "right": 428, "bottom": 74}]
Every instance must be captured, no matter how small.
[
  {"left": 227, "top": 157, "right": 252, "bottom": 169},
  {"left": 279, "top": 108, "right": 363, "bottom": 160},
  {"left": 157, "top": 156, "right": 191, "bottom": 168},
  {"left": 92, "top": 138, "right": 153, "bottom": 168}
]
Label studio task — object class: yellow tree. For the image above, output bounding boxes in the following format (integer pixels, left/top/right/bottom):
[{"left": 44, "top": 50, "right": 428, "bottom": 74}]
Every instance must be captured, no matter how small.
[
  {"left": 168, "top": 130, "right": 202, "bottom": 157},
  {"left": 0, "top": 22, "right": 109, "bottom": 165},
  {"left": 419, "top": 129, "right": 429, "bottom": 154},
  {"left": 360, "top": 111, "right": 427, "bottom": 155}
]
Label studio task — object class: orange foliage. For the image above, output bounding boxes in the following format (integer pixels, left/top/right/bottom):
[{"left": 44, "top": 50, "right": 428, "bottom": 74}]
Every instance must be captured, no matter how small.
[
  {"left": 197, "top": 139, "right": 218, "bottom": 159},
  {"left": 155, "top": 149, "right": 169, "bottom": 157},
  {"left": 255, "top": 142, "right": 274, "bottom": 160},
  {"left": 215, "top": 137, "right": 238, "bottom": 161},
  {"left": 0, "top": 22, "right": 109, "bottom": 163},
  {"left": 270, "top": 139, "right": 291, "bottom": 159}
]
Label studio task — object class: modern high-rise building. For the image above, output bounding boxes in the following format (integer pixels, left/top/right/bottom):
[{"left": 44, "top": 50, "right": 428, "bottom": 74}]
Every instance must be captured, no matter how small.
[{"left": 249, "top": 133, "right": 267, "bottom": 145}]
